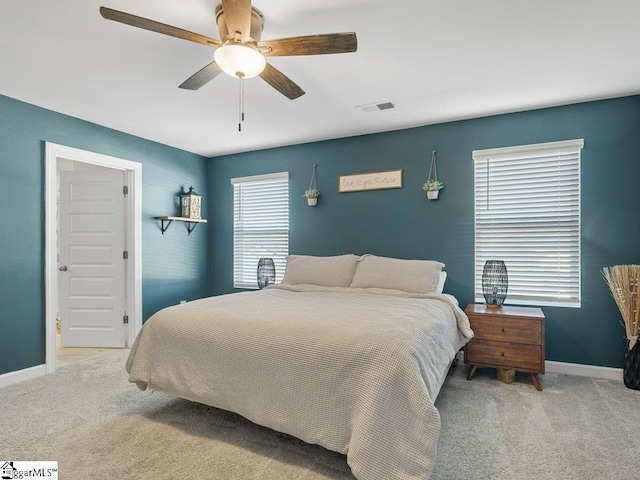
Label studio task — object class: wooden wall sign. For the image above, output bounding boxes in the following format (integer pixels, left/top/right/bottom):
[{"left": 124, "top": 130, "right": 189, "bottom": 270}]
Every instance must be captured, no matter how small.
[{"left": 338, "top": 169, "right": 403, "bottom": 193}]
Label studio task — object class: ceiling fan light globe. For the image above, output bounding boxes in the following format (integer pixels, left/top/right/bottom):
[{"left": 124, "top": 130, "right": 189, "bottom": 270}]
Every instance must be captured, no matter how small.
[{"left": 214, "top": 44, "right": 266, "bottom": 79}]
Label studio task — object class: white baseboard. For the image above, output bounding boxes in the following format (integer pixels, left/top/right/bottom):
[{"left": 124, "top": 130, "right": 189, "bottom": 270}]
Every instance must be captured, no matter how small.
[
  {"left": 0, "top": 364, "right": 46, "bottom": 388},
  {"left": 546, "top": 360, "right": 623, "bottom": 382},
  {"left": 0, "top": 360, "right": 624, "bottom": 388}
]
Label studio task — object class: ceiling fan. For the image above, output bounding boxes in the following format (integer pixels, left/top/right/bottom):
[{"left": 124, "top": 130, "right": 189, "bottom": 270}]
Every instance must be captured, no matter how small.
[{"left": 99, "top": 0, "right": 358, "bottom": 100}]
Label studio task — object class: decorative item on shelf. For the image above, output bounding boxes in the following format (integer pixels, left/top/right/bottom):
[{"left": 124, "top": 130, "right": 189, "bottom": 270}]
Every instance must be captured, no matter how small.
[
  {"left": 257, "top": 258, "right": 276, "bottom": 289},
  {"left": 482, "top": 260, "right": 508, "bottom": 307},
  {"left": 181, "top": 186, "right": 202, "bottom": 219},
  {"left": 304, "top": 164, "right": 320, "bottom": 206},
  {"left": 422, "top": 150, "right": 444, "bottom": 200},
  {"left": 602, "top": 265, "right": 640, "bottom": 390},
  {"left": 156, "top": 186, "right": 207, "bottom": 235}
]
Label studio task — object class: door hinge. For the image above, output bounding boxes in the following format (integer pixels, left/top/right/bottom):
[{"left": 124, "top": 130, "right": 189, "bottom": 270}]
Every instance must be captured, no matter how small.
[
  {"left": 123, "top": 314, "right": 129, "bottom": 324},
  {"left": 123, "top": 185, "right": 129, "bottom": 196},
  {"left": 123, "top": 250, "right": 128, "bottom": 259}
]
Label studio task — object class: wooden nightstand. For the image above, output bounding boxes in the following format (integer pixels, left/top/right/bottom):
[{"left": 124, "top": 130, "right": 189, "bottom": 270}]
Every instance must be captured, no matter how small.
[{"left": 464, "top": 304, "right": 545, "bottom": 391}]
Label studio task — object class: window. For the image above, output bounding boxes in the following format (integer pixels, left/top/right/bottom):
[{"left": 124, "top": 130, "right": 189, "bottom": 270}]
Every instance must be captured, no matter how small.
[
  {"left": 473, "top": 139, "right": 583, "bottom": 307},
  {"left": 231, "top": 172, "right": 289, "bottom": 289}
]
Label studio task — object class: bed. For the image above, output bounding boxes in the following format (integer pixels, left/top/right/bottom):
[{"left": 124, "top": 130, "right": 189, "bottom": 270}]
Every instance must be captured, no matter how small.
[{"left": 126, "top": 254, "right": 473, "bottom": 480}]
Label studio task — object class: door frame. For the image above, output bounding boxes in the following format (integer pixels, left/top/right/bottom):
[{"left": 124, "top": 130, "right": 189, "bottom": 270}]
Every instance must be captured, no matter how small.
[{"left": 45, "top": 142, "right": 142, "bottom": 374}]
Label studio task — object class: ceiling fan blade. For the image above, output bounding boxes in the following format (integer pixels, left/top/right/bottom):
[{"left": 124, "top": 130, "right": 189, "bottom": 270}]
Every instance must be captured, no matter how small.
[
  {"left": 259, "top": 33, "right": 357, "bottom": 57},
  {"left": 178, "top": 61, "right": 223, "bottom": 90},
  {"left": 220, "top": 0, "right": 252, "bottom": 42},
  {"left": 259, "top": 63, "right": 305, "bottom": 100},
  {"left": 100, "top": 7, "right": 221, "bottom": 48}
]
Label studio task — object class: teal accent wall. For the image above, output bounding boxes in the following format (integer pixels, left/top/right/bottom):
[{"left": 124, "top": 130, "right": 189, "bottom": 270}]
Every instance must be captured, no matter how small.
[
  {"left": 2, "top": 91, "right": 637, "bottom": 375},
  {"left": 0, "top": 94, "right": 209, "bottom": 375},
  {"left": 208, "top": 95, "right": 640, "bottom": 368}
]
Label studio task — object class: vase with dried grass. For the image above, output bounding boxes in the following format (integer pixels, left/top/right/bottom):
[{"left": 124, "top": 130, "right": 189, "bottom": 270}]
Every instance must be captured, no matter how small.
[{"left": 602, "top": 265, "right": 640, "bottom": 390}]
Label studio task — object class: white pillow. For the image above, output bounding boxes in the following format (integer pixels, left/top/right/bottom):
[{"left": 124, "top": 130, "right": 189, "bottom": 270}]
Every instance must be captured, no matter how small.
[
  {"left": 281, "top": 254, "right": 360, "bottom": 287},
  {"left": 350, "top": 254, "right": 445, "bottom": 294}
]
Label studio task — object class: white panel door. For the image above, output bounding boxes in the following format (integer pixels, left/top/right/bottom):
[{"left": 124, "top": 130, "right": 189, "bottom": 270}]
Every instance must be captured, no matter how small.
[{"left": 59, "top": 169, "right": 126, "bottom": 347}]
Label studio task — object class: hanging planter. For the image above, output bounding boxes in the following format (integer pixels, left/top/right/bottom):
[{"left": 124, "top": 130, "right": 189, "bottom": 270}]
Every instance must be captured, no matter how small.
[
  {"left": 304, "top": 164, "right": 320, "bottom": 207},
  {"left": 426, "top": 190, "right": 439, "bottom": 200},
  {"left": 422, "top": 150, "right": 443, "bottom": 200}
]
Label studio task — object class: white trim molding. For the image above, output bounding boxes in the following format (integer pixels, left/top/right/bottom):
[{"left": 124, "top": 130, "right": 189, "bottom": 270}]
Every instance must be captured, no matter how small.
[
  {"left": 230, "top": 171, "right": 289, "bottom": 185},
  {"left": 546, "top": 360, "right": 623, "bottom": 382},
  {"left": 0, "top": 365, "right": 46, "bottom": 388},
  {"left": 44, "top": 142, "right": 142, "bottom": 375},
  {"left": 0, "top": 360, "right": 623, "bottom": 388},
  {"left": 472, "top": 138, "right": 584, "bottom": 162}
]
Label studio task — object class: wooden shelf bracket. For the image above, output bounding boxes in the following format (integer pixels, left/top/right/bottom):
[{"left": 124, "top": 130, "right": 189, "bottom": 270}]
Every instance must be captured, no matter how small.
[{"left": 156, "top": 216, "right": 208, "bottom": 235}]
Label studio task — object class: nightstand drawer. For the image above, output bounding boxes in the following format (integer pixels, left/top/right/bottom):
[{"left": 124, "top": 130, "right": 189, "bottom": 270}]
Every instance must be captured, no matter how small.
[
  {"left": 468, "top": 315, "right": 542, "bottom": 345},
  {"left": 466, "top": 339, "right": 543, "bottom": 372}
]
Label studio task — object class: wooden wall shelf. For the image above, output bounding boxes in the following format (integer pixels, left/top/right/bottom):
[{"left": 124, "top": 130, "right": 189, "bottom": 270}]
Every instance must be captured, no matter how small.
[{"left": 156, "top": 216, "right": 207, "bottom": 235}]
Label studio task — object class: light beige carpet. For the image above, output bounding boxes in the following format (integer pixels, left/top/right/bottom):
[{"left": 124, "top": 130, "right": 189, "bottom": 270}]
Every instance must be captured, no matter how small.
[
  {"left": 1, "top": 349, "right": 638, "bottom": 479},
  {"left": 56, "top": 332, "right": 114, "bottom": 368}
]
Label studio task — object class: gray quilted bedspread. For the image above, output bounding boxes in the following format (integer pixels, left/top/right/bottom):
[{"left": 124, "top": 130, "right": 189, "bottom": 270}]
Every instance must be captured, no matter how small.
[{"left": 126, "top": 284, "right": 472, "bottom": 480}]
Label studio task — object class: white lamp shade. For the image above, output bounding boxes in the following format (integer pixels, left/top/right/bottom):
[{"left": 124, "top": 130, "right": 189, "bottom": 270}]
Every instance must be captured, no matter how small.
[{"left": 214, "top": 44, "right": 266, "bottom": 79}]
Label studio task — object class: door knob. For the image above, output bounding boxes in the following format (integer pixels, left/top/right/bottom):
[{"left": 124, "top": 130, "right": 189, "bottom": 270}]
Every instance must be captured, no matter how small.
[{"left": 59, "top": 265, "right": 68, "bottom": 272}]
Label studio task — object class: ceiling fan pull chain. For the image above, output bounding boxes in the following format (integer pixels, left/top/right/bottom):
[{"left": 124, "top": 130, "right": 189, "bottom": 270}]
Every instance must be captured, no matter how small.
[
  {"left": 238, "top": 77, "right": 242, "bottom": 132},
  {"left": 238, "top": 76, "right": 246, "bottom": 132}
]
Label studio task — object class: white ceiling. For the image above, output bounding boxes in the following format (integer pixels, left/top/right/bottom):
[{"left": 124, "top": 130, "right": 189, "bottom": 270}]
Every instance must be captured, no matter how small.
[{"left": 1, "top": 0, "right": 639, "bottom": 157}]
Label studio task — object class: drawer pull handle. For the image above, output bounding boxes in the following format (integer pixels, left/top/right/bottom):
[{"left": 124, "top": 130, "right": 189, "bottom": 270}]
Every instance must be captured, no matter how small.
[
  {"left": 500, "top": 352, "right": 505, "bottom": 357},
  {"left": 501, "top": 328, "right": 505, "bottom": 333}
]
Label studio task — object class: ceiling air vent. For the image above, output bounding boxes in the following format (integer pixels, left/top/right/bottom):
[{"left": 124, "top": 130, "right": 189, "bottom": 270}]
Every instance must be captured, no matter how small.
[{"left": 357, "top": 100, "right": 398, "bottom": 114}]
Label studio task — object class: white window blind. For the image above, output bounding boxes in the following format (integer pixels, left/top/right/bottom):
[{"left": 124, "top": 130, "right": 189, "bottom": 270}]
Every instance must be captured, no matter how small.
[
  {"left": 473, "top": 139, "right": 583, "bottom": 307},
  {"left": 231, "top": 172, "right": 289, "bottom": 289}
]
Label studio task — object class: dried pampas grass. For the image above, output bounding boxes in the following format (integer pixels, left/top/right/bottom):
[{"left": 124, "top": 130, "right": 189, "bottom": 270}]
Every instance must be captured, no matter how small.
[{"left": 602, "top": 265, "right": 640, "bottom": 348}]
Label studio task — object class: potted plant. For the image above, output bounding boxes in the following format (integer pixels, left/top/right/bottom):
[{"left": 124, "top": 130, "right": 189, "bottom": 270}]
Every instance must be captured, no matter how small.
[
  {"left": 304, "top": 164, "right": 320, "bottom": 206},
  {"left": 422, "top": 180, "right": 443, "bottom": 200},
  {"left": 423, "top": 150, "right": 444, "bottom": 200},
  {"left": 304, "top": 188, "right": 320, "bottom": 206}
]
